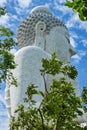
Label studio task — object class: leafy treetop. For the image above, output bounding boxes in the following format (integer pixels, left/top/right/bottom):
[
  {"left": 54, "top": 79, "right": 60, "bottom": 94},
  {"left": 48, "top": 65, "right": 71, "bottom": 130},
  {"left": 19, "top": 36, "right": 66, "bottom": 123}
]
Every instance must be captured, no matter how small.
[{"left": 65, "top": 0, "right": 87, "bottom": 21}]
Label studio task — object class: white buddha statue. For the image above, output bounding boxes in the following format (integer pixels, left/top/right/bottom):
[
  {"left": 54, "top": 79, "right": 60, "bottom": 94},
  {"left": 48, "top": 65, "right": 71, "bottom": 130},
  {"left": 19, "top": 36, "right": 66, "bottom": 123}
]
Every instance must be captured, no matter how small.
[{"left": 5, "top": 6, "right": 86, "bottom": 124}]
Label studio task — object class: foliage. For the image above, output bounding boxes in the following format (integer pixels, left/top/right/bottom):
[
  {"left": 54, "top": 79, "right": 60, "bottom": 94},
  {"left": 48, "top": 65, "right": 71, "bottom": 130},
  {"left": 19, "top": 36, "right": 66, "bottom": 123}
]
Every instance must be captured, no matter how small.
[
  {"left": 10, "top": 53, "right": 87, "bottom": 130},
  {"left": 65, "top": 0, "right": 87, "bottom": 21},
  {"left": 0, "top": 7, "right": 6, "bottom": 16},
  {"left": 0, "top": 7, "right": 17, "bottom": 85},
  {"left": 82, "top": 87, "right": 87, "bottom": 104},
  {"left": 81, "top": 87, "right": 87, "bottom": 112},
  {"left": 41, "top": 53, "right": 78, "bottom": 79}
]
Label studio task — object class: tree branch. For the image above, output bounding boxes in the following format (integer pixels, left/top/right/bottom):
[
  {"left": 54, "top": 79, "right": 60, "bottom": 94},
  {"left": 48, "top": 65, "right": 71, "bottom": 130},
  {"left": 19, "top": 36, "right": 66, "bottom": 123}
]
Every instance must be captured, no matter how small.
[
  {"left": 38, "top": 108, "right": 45, "bottom": 130},
  {"left": 42, "top": 72, "right": 48, "bottom": 93}
]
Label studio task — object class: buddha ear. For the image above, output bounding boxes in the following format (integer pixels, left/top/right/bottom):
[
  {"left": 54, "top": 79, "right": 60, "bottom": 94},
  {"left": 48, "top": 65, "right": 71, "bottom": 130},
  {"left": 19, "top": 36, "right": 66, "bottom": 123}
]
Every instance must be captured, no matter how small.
[
  {"left": 69, "top": 44, "right": 76, "bottom": 56},
  {"left": 35, "top": 21, "right": 46, "bottom": 35}
]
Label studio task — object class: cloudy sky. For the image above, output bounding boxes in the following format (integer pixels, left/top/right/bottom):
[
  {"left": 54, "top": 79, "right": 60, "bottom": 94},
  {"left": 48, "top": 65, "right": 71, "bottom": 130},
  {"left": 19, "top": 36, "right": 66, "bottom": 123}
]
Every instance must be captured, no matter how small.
[{"left": 0, "top": 0, "right": 87, "bottom": 129}]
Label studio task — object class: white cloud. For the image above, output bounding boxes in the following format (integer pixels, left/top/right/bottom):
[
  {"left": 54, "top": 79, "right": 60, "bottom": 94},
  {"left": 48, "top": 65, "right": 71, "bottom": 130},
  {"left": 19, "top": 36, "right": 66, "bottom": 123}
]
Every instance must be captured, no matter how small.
[
  {"left": 0, "top": 111, "right": 9, "bottom": 130},
  {"left": 57, "top": 0, "right": 66, "bottom": 4},
  {"left": 11, "top": 14, "right": 19, "bottom": 21},
  {"left": 79, "top": 21, "right": 87, "bottom": 32},
  {"left": 66, "top": 13, "right": 80, "bottom": 28},
  {"left": 14, "top": 7, "right": 23, "bottom": 15},
  {"left": 70, "top": 31, "right": 78, "bottom": 39},
  {"left": 0, "top": 94, "right": 6, "bottom": 107},
  {"left": 70, "top": 37, "right": 77, "bottom": 48},
  {"left": 72, "top": 54, "right": 81, "bottom": 64},
  {"left": 56, "top": 5, "right": 71, "bottom": 15},
  {"left": 0, "top": 14, "right": 9, "bottom": 26},
  {"left": 0, "top": 0, "right": 6, "bottom": 6},
  {"left": 14, "top": 0, "right": 32, "bottom": 15},
  {"left": 0, "top": 14, "right": 16, "bottom": 29},
  {"left": 79, "top": 50, "right": 87, "bottom": 56},
  {"left": 81, "top": 40, "right": 87, "bottom": 47},
  {"left": 66, "top": 12, "right": 87, "bottom": 32},
  {"left": 72, "top": 50, "right": 87, "bottom": 64},
  {"left": 14, "top": 6, "right": 30, "bottom": 16},
  {"left": 0, "top": 95, "right": 4, "bottom": 103},
  {"left": 17, "top": 0, "right": 32, "bottom": 8},
  {"left": 53, "top": 0, "right": 73, "bottom": 16},
  {"left": 10, "top": 48, "right": 17, "bottom": 54}
]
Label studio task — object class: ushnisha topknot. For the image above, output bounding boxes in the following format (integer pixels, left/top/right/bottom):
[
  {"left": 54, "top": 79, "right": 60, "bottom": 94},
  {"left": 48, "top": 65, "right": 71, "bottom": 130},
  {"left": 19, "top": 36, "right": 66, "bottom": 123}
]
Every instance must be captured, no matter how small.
[
  {"left": 30, "top": 6, "right": 52, "bottom": 16},
  {"left": 17, "top": 6, "right": 69, "bottom": 48}
]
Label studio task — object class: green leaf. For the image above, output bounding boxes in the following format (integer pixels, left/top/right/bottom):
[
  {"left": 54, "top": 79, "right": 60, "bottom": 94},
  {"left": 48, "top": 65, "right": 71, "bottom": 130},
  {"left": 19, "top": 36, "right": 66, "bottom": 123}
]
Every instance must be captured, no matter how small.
[
  {"left": 82, "top": 87, "right": 87, "bottom": 104},
  {"left": 65, "top": 0, "right": 73, "bottom": 8},
  {"left": 0, "top": 26, "right": 13, "bottom": 36},
  {"left": 0, "top": 7, "right": 6, "bottom": 17},
  {"left": 65, "top": 0, "right": 87, "bottom": 21}
]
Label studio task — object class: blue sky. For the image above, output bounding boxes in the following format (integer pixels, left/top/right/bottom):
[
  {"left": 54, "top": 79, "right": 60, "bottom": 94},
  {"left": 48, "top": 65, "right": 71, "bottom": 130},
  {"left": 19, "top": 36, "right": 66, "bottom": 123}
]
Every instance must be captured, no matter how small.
[{"left": 0, "top": 0, "right": 87, "bottom": 129}]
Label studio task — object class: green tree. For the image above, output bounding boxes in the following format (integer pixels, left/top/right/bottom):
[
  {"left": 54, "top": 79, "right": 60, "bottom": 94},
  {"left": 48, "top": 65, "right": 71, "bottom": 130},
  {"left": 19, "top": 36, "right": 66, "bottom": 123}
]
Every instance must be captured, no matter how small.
[
  {"left": 0, "top": 7, "right": 17, "bottom": 85},
  {"left": 10, "top": 53, "right": 87, "bottom": 130},
  {"left": 65, "top": 0, "right": 87, "bottom": 21}
]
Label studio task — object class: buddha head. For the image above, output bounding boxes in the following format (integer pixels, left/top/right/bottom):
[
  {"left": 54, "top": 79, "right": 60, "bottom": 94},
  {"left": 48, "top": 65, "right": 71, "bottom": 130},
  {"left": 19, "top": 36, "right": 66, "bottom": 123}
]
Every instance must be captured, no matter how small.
[{"left": 17, "top": 6, "right": 76, "bottom": 61}]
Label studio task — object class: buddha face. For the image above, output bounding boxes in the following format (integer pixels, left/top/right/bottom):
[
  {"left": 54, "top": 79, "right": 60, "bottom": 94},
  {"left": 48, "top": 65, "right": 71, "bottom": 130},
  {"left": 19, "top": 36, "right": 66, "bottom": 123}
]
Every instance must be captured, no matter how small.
[{"left": 34, "top": 24, "right": 75, "bottom": 62}]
